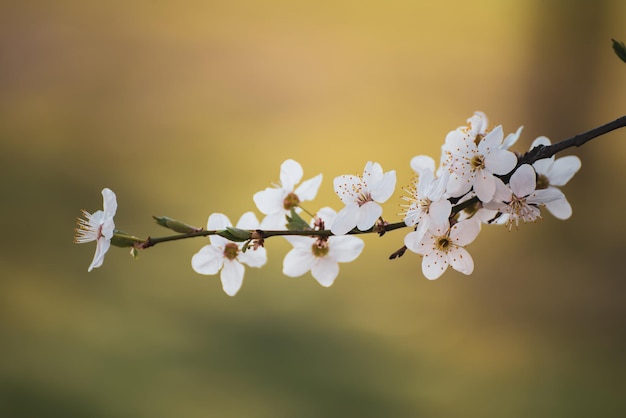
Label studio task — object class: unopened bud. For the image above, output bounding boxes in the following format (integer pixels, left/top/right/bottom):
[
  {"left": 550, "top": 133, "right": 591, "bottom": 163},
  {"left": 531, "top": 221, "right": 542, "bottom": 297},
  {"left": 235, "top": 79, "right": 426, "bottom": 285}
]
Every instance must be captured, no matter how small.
[
  {"left": 218, "top": 227, "right": 252, "bottom": 242},
  {"left": 111, "top": 230, "right": 144, "bottom": 248}
]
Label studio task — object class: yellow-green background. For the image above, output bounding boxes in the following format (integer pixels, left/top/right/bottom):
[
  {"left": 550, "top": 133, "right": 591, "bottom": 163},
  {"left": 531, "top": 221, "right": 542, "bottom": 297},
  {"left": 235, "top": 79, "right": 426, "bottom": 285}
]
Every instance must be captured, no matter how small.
[{"left": 2, "top": 1, "right": 626, "bottom": 417}]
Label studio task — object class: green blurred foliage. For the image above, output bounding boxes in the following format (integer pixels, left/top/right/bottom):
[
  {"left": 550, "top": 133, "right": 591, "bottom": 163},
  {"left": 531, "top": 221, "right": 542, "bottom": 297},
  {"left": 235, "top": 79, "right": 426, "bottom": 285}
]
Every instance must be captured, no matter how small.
[{"left": 1, "top": 0, "right": 626, "bottom": 417}]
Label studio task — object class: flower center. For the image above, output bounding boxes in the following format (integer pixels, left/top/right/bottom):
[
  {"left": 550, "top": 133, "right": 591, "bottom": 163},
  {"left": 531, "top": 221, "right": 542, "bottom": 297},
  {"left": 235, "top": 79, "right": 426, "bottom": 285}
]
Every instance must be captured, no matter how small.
[
  {"left": 418, "top": 198, "right": 432, "bottom": 214},
  {"left": 474, "top": 133, "right": 485, "bottom": 146},
  {"left": 223, "top": 243, "right": 239, "bottom": 260},
  {"left": 535, "top": 174, "right": 550, "bottom": 190},
  {"left": 356, "top": 191, "right": 373, "bottom": 207},
  {"left": 470, "top": 154, "right": 485, "bottom": 170},
  {"left": 435, "top": 236, "right": 451, "bottom": 252},
  {"left": 283, "top": 192, "right": 300, "bottom": 210},
  {"left": 311, "top": 239, "right": 329, "bottom": 257}
]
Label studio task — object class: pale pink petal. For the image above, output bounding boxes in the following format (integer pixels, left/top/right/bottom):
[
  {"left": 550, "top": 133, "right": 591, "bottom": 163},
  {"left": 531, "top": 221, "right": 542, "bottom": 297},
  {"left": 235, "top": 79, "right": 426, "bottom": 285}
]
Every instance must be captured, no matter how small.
[
  {"left": 510, "top": 164, "right": 536, "bottom": 197},
  {"left": 446, "top": 172, "right": 473, "bottom": 198},
  {"left": 530, "top": 136, "right": 551, "bottom": 149},
  {"left": 450, "top": 220, "right": 480, "bottom": 246},
  {"left": 311, "top": 258, "right": 340, "bottom": 287},
  {"left": 429, "top": 199, "right": 452, "bottom": 225},
  {"left": 328, "top": 236, "right": 364, "bottom": 263},
  {"left": 501, "top": 126, "right": 523, "bottom": 149},
  {"left": 473, "top": 171, "right": 496, "bottom": 202},
  {"left": 294, "top": 173, "right": 323, "bottom": 201},
  {"left": 404, "top": 229, "right": 426, "bottom": 254},
  {"left": 191, "top": 245, "right": 224, "bottom": 275},
  {"left": 479, "top": 125, "right": 504, "bottom": 151},
  {"left": 548, "top": 156, "right": 581, "bottom": 186},
  {"left": 544, "top": 198, "right": 573, "bottom": 220},
  {"left": 283, "top": 247, "right": 315, "bottom": 277},
  {"left": 220, "top": 260, "right": 245, "bottom": 296},
  {"left": 330, "top": 205, "right": 359, "bottom": 235},
  {"left": 280, "top": 159, "right": 303, "bottom": 191},
  {"left": 445, "top": 130, "right": 475, "bottom": 156},
  {"left": 422, "top": 250, "right": 448, "bottom": 280},
  {"left": 447, "top": 246, "right": 474, "bottom": 275},
  {"left": 532, "top": 158, "right": 553, "bottom": 176},
  {"left": 356, "top": 201, "right": 382, "bottom": 231},
  {"left": 253, "top": 187, "right": 286, "bottom": 215},
  {"left": 529, "top": 188, "right": 564, "bottom": 205}
]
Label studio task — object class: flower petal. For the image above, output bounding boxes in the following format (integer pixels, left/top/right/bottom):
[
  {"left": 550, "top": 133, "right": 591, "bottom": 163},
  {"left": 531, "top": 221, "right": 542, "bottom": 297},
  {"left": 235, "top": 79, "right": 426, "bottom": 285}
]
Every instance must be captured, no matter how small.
[
  {"left": 330, "top": 204, "right": 359, "bottom": 235},
  {"left": 548, "top": 155, "right": 581, "bottom": 186},
  {"left": 544, "top": 197, "right": 573, "bottom": 220},
  {"left": 422, "top": 250, "right": 449, "bottom": 280},
  {"left": 447, "top": 246, "right": 474, "bottom": 275},
  {"left": 221, "top": 260, "right": 245, "bottom": 296},
  {"left": 450, "top": 220, "right": 480, "bottom": 246},
  {"left": 295, "top": 173, "right": 323, "bottom": 201},
  {"left": 371, "top": 170, "right": 396, "bottom": 203},
  {"left": 356, "top": 201, "right": 382, "bottom": 231},
  {"left": 473, "top": 170, "right": 496, "bottom": 202},
  {"left": 253, "top": 187, "right": 286, "bottom": 215},
  {"left": 191, "top": 244, "right": 224, "bottom": 275},
  {"left": 311, "top": 258, "right": 340, "bottom": 287},
  {"left": 238, "top": 246, "right": 267, "bottom": 268},
  {"left": 510, "top": 164, "right": 536, "bottom": 197},
  {"left": 283, "top": 247, "right": 315, "bottom": 277},
  {"left": 207, "top": 213, "right": 232, "bottom": 247},
  {"left": 485, "top": 148, "right": 517, "bottom": 175},
  {"left": 410, "top": 155, "right": 436, "bottom": 174},
  {"left": 236, "top": 211, "right": 260, "bottom": 230},
  {"left": 334, "top": 175, "right": 361, "bottom": 205},
  {"left": 328, "top": 236, "right": 364, "bottom": 263},
  {"left": 429, "top": 199, "right": 452, "bottom": 225},
  {"left": 101, "top": 188, "right": 118, "bottom": 219},
  {"left": 280, "top": 159, "right": 303, "bottom": 191},
  {"left": 88, "top": 237, "right": 111, "bottom": 272}
]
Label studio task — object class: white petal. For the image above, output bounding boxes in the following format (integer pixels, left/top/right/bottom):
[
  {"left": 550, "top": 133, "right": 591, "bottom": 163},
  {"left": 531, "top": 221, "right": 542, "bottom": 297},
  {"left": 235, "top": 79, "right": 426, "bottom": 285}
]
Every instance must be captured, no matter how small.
[
  {"left": 447, "top": 246, "right": 474, "bottom": 275},
  {"left": 473, "top": 171, "right": 496, "bottom": 202},
  {"left": 328, "top": 236, "right": 364, "bottom": 263},
  {"left": 207, "top": 213, "right": 231, "bottom": 247},
  {"left": 548, "top": 156, "right": 581, "bottom": 186},
  {"left": 362, "top": 161, "right": 384, "bottom": 191},
  {"left": 280, "top": 159, "right": 303, "bottom": 191},
  {"left": 101, "top": 188, "right": 118, "bottom": 219},
  {"left": 238, "top": 246, "right": 267, "bottom": 268},
  {"left": 259, "top": 212, "right": 288, "bottom": 230},
  {"left": 283, "top": 247, "right": 315, "bottom": 277},
  {"left": 371, "top": 170, "right": 396, "bottom": 203},
  {"left": 430, "top": 170, "right": 449, "bottom": 200},
  {"left": 236, "top": 211, "right": 260, "bottom": 229},
  {"left": 333, "top": 175, "right": 361, "bottom": 205},
  {"left": 530, "top": 136, "right": 551, "bottom": 149},
  {"left": 429, "top": 199, "right": 452, "bottom": 225},
  {"left": 410, "top": 155, "right": 436, "bottom": 174},
  {"left": 422, "top": 250, "right": 448, "bottom": 280},
  {"left": 330, "top": 205, "right": 359, "bottom": 235},
  {"left": 530, "top": 187, "right": 564, "bottom": 205},
  {"left": 450, "top": 220, "right": 480, "bottom": 246},
  {"left": 356, "top": 201, "right": 382, "bottom": 231},
  {"left": 532, "top": 158, "right": 553, "bottom": 176},
  {"left": 88, "top": 237, "right": 111, "bottom": 272},
  {"left": 445, "top": 129, "right": 474, "bottom": 156},
  {"left": 253, "top": 187, "right": 286, "bottom": 215},
  {"left": 191, "top": 245, "right": 224, "bottom": 275},
  {"left": 311, "top": 258, "right": 340, "bottom": 287},
  {"left": 220, "top": 260, "right": 245, "bottom": 296},
  {"left": 501, "top": 126, "right": 523, "bottom": 149},
  {"left": 404, "top": 229, "right": 427, "bottom": 254},
  {"left": 485, "top": 149, "right": 517, "bottom": 175},
  {"left": 316, "top": 207, "right": 338, "bottom": 227},
  {"left": 544, "top": 198, "right": 573, "bottom": 220},
  {"left": 294, "top": 173, "right": 323, "bottom": 201},
  {"left": 510, "top": 164, "right": 536, "bottom": 197},
  {"left": 479, "top": 125, "right": 504, "bottom": 151}
]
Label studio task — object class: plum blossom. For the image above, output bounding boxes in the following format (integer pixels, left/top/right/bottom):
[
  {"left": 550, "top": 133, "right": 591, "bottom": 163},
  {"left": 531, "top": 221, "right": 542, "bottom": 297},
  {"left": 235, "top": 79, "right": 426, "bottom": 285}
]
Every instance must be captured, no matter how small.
[
  {"left": 331, "top": 161, "right": 396, "bottom": 235},
  {"left": 253, "top": 159, "right": 322, "bottom": 229},
  {"left": 443, "top": 123, "right": 518, "bottom": 202},
  {"left": 485, "top": 164, "right": 565, "bottom": 229},
  {"left": 283, "top": 207, "right": 364, "bottom": 287},
  {"left": 74, "top": 188, "right": 117, "bottom": 272},
  {"left": 191, "top": 212, "right": 267, "bottom": 296},
  {"left": 402, "top": 155, "right": 451, "bottom": 242},
  {"left": 530, "top": 137, "right": 582, "bottom": 220},
  {"left": 404, "top": 219, "right": 480, "bottom": 280}
]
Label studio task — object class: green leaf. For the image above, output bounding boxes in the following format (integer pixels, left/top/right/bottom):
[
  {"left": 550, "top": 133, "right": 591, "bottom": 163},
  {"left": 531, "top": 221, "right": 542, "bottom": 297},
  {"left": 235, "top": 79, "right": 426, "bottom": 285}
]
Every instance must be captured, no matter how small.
[
  {"left": 285, "top": 208, "right": 311, "bottom": 231},
  {"left": 612, "top": 38, "right": 626, "bottom": 63}
]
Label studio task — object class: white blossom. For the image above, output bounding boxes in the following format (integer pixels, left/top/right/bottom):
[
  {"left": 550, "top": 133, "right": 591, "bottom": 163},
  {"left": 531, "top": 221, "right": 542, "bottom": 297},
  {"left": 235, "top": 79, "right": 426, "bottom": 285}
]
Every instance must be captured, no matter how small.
[
  {"left": 253, "top": 159, "right": 322, "bottom": 229},
  {"left": 530, "top": 137, "right": 582, "bottom": 220},
  {"left": 331, "top": 161, "right": 396, "bottom": 235},
  {"left": 283, "top": 208, "right": 364, "bottom": 287},
  {"left": 191, "top": 212, "right": 267, "bottom": 296},
  {"left": 74, "top": 188, "right": 117, "bottom": 272},
  {"left": 404, "top": 219, "right": 480, "bottom": 280}
]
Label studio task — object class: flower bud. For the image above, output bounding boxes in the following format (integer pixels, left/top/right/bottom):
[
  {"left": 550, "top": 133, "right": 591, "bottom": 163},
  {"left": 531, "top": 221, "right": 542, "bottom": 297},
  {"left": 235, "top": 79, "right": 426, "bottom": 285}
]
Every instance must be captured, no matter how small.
[
  {"left": 218, "top": 227, "right": 252, "bottom": 242},
  {"left": 110, "top": 230, "right": 144, "bottom": 247}
]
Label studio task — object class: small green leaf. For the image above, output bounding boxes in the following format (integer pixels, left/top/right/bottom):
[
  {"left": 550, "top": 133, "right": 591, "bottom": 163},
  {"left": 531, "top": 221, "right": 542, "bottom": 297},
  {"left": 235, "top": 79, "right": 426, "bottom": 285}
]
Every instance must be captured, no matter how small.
[
  {"left": 217, "top": 227, "right": 251, "bottom": 242},
  {"left": 153, "top": 216, "right": 201, "bottom": 233},
  {"left": 612, "top": 38, "right": 626, "bottom": 63},
  {"left": 111, "top": 230, "right": 143, "bottom": 247},
  {"left": 285, "top": 208, "right": 310, "bottom": 231}
]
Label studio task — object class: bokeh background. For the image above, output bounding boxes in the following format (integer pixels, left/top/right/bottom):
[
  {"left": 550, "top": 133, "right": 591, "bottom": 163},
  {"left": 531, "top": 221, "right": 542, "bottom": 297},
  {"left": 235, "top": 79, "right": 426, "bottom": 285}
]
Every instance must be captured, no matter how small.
[{"left": 2, "top": 1, "right": 626, "bottom": 417}]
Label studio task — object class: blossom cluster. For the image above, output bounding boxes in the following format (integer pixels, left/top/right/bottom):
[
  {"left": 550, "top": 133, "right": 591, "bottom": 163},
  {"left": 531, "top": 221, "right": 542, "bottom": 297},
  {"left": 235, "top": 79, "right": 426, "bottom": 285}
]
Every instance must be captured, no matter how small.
[{"left": 74, "top": 111, "right": 582, "bottom": 296}]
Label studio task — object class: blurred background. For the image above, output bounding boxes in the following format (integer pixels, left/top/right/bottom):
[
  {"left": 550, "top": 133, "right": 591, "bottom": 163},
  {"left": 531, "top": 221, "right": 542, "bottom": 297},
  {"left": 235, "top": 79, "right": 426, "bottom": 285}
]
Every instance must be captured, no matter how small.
[{"left": 1, "top": 0, "right": 626, "bottom": 416}]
